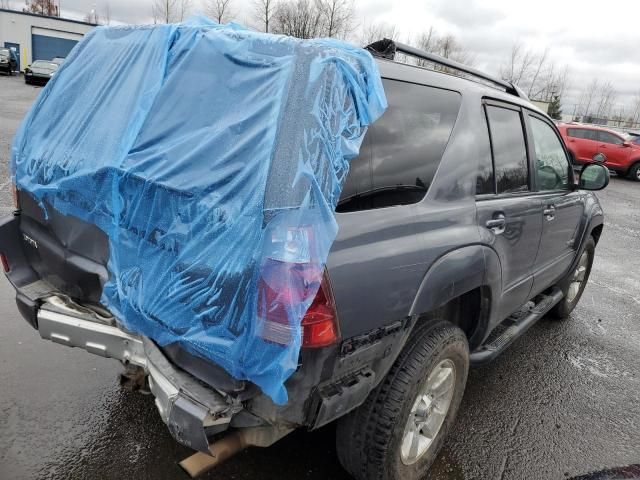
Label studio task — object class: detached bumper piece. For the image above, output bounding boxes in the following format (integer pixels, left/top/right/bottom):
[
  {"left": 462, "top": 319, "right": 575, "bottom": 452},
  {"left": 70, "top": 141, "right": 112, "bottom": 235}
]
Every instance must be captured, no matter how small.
[{"left": 37, "top": 297, "right": 239, "bottom": 453}]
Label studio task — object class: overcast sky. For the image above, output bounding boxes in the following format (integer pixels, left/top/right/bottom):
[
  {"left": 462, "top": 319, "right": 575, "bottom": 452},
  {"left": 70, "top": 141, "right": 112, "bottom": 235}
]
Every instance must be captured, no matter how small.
[{"left": 7, "top": 0, "right": 640, "bottom": 113}]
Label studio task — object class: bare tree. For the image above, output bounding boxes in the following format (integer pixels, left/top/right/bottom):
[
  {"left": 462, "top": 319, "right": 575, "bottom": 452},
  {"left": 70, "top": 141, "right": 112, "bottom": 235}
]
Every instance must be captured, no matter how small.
[
  {"left": 415, "top": 27, "right": 435, "bottom": 52},
  {"left": 577, "top": 79, "right": 599, "bottom": 117},
  {"left": 526, "top": 47, "right": 548, "bottom": 97},
  {"left": 501, "top": 41, "right": 536, "bottom": 85},
  {"left": 153, "top": 0, "right": 175, "bottom": 23},
  {"left": 206, "top": 0, "right": 234, "bottom": 23},
  {"left": 23, "top": 0, "right": 59, "bottom": 16},
  {"left": 317, "top": 0, "right": 354, "bottom": 38},
  {"left": 104, "top": 2, "right": 112, "bottom": 25},
  {"left": 433, "top": 34, "right": 475, "bottom": 65},
  {"left": 253, "top": 0, "right": 276, "bottom": 32},
  {"left": 180, "top": 0, "right": 192, "bottom": 21},
  {"left": 83, "top": 8, "right": 100, "bottom": 24},
  {"left": 501, "top": 40, "right": 570, "bottom": 106},
  {"left": 360, "top": 20, "right": 398, "bottom": 46},
  {"left": 594, "top": 81, "right": 616, "bottom": 119},
  {"left": 152, "top": 0, "right": 191, "bottom": 23},
  {"left": 272, "top": 0, "right": 322, "bottom": 39},
  {"left": 631, "top": 90, "right": 640, "bottom": 126},
  {"left": 409, "top": 28, "right": 475, "bottom": 71}
]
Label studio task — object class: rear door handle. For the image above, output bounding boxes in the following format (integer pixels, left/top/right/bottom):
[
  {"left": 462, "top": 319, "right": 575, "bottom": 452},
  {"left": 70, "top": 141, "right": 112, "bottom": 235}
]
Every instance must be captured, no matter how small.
[
  {"left": 485, "top": 214, "right": 506, "bottom": 234},
  {"left": 543, "top": 205, "right": 556, "bottom": 220}
]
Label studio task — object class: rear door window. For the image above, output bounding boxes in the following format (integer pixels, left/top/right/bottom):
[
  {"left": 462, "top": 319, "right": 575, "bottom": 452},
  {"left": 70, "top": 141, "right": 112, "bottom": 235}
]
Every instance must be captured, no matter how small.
[
  {"left": 337, "top": 79, "right": 461, "bottom": 212},
  {"left": 597, "top": 131, "right": 624, "bottom": 145},
  {"left": 485, "top": 105, "right": 529, "bottom": 194}
]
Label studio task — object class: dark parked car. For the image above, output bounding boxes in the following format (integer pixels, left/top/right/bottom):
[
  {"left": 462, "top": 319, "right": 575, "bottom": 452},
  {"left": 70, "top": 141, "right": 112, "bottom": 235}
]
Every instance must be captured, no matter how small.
[
  {"left": 0, "top": 39, "right": 610, "bottom": 480},
  {"left": 24, "top": 60, "right": 59, "bottom": 85},
  {"left": 0, "top": 47, "right": 18, "bottom": 75}
]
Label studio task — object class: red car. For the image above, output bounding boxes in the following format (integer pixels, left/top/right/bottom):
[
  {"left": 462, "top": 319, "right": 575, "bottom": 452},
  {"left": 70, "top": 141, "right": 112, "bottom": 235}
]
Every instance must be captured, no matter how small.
[{"left": 558, "top": 123, "right": 640, "bottom": 181}]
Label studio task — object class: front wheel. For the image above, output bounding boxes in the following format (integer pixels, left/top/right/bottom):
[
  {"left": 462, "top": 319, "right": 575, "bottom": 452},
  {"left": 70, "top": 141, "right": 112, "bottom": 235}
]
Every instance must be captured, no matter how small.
[
  {"left": 549, "top": 236, "right": 595, "bottom": 320},
  {"left": 336, "top": 321, "right": 469, "bottom": 480}
]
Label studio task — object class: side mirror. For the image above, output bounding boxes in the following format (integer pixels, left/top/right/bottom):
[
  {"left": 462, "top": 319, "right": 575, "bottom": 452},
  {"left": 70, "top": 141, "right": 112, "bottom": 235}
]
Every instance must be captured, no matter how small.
[
  {"left": 579, "top": 163, "right": 609, "bottom": 191},
  {"left": 623, "top": 141, "right": 632, "bottom": 147}
]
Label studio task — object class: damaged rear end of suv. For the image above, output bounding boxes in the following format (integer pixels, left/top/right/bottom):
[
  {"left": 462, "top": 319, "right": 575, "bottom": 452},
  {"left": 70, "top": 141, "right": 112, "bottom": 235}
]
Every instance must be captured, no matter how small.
[
  {"left": 2, "top": 17, "right": 388, "bottom": 475},
  {"left": 2, "top": 19, "right": 609, "bottom": 480}
]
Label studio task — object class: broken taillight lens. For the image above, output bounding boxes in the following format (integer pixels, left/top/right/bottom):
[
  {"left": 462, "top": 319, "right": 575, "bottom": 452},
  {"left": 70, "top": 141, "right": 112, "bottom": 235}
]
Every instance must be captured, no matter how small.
[
  {"left": 1, "top": 253, "right": 10, "bottom": 273},
  {"left": 300, "top": 274, "right": 339, "bottom": 348},
  {"left": 256, "top": 224, "right": 339, "bottom": 348}
]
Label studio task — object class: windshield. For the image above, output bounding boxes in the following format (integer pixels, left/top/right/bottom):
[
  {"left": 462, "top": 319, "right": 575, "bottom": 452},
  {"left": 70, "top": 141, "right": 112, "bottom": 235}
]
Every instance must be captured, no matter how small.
[
  {"left": 0, "top": 48, "right": 9, "bottom": 57},
  {"left": 32, "top": 61, "right": 58, "bottom": 70}
]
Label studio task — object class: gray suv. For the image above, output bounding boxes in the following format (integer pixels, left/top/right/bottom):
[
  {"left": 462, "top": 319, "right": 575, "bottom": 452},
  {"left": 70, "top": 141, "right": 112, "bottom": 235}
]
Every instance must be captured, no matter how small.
[{"left": 0, "top": 39, "right": 609, "bottom": 480}]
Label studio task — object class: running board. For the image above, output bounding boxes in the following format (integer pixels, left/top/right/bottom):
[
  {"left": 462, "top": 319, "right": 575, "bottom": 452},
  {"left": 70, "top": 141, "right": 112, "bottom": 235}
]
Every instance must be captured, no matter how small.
[{"left": 470, "top": 287, "right": 564, "bottom": 366}]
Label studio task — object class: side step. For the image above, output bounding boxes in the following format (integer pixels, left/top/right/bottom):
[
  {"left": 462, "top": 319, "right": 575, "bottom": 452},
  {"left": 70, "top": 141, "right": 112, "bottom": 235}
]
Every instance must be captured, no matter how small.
[{"left": 470, "top": 287, "right": 564, "bottom": 366}]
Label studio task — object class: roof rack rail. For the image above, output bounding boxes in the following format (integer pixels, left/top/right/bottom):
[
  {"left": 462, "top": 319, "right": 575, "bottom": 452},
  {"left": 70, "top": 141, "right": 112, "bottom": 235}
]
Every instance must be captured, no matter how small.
[{"left": 365, "top": 38, "right": 527, "bottom": 100}]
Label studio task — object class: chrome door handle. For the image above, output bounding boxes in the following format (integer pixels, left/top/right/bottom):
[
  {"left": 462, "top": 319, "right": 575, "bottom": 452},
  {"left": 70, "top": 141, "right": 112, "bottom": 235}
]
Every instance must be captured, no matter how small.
[
  {"left": 543, "top": 206, "right": 556, "bottom": 220},
  {"left": 486, "top": 214, "right": 506, "bottom": 234}
]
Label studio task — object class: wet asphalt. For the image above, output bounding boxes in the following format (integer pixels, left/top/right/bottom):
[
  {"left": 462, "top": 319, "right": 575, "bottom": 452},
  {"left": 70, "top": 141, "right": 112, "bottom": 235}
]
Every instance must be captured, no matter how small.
[{"left": 0, "top": 74, "right": 639, "bottom": 480}]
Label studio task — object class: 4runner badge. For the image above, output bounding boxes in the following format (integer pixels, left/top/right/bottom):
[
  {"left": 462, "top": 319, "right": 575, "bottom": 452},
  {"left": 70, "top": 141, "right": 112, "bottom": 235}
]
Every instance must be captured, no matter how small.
[{"left": 23, "top": 233, "right": 38, "bottom": 249}]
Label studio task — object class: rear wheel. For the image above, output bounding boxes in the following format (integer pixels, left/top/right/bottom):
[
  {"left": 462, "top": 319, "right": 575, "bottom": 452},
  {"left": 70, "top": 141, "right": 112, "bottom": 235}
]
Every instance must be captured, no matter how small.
[
  {"left": 549, "top": 236, "right": 595, "bottom": 320},
  {"left": 627, "top": 162, "right": 640, "bottom": 182},
  {"left": 336, "top": 321, "right": 469, "bottom": 480}
]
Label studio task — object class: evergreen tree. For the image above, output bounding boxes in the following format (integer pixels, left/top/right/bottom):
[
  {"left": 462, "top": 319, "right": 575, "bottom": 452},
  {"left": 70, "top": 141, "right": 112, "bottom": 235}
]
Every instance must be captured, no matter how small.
[{"left": 548, "top": 95, "right": 562, "bottom": 120}]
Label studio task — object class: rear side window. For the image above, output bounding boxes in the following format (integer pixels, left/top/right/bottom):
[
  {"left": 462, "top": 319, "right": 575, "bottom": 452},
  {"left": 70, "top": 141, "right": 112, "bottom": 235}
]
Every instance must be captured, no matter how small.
[
  {"left": 597, "top": 131, "right": 624, "bottom": 145},
  {"left": 337, "top": 79, "right": 461, "bottom": 212},
  {"left": 485, "top": 105, "right": 529, "bottom": 194},
  {"left": 568, "top": 128, "right": 598, "bottom": 141},
  {"left": 567, "top": 128, "right": 580, "bottom": 138}
]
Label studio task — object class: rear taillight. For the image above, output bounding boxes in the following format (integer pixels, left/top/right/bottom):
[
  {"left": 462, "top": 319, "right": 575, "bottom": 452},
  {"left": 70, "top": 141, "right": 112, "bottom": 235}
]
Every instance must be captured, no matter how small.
[
  {"left": 11, "top": 183, "right": 19, "bottom": 210},
  {"left": 0, "top": 253, "right": 10, "bottom": 272},
  {"left": 300, "top": 274, "right": 339, "bottom": 348},
  {"left": 256, "top": 223, "right": 339, "bottom": 349}
]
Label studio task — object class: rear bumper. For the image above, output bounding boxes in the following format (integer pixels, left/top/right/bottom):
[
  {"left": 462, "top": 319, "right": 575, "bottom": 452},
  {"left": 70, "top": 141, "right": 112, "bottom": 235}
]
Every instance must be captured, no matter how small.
[
  {"left": 0, "top": 212, "right": 242, "bottom": 452},
  {"left": 34, "top": 298, "right": 239, "bottom": 452}
]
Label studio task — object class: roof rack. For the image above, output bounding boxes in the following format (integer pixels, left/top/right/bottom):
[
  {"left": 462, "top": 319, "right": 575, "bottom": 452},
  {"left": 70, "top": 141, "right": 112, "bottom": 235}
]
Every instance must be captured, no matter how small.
[{"left": 365, "top": 38, "right": 527, "bottom": 100}]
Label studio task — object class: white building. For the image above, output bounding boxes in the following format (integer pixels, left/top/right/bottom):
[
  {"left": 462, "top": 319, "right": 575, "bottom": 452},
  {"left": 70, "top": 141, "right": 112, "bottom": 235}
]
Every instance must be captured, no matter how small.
[{"left": 0, "top": 8, "right": 95, "bottom": 72}]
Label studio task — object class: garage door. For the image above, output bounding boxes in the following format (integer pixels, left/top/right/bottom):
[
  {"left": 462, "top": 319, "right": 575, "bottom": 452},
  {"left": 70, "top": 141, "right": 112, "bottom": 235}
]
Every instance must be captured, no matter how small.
[{"left": 32, "top": 34, "right": 79, "bottom": 62}]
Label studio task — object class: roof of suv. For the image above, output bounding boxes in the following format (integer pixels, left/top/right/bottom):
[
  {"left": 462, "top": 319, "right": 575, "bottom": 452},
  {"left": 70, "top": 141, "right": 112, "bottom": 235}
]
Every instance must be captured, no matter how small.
[{"left": 374, "top": 56, "right": 545, "bottom": 116}]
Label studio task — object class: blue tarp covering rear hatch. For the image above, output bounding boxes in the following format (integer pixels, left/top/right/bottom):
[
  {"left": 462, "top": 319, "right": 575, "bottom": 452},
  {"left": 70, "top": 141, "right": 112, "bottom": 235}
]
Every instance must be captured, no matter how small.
[{"left": 11, "top": 17, "right": 386, "bottom": 404}]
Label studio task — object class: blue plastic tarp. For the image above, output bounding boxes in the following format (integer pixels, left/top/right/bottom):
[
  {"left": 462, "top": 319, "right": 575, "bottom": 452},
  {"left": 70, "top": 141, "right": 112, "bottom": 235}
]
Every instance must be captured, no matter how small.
[{"left": 11, "top": 17, "right": 386, "bottom": 404}]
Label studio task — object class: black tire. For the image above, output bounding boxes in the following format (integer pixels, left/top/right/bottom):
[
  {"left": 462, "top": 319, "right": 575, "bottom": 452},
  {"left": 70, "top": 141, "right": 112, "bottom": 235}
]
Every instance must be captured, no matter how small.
[
  {"left": 627, "top": 162, "right": 640, "bottom": 182},
  {"left": 336, "top": 321, "right": 469, "bottom": 480},
  {"left": 548, "top": 236, "right": 595, "bottom": 320}
]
